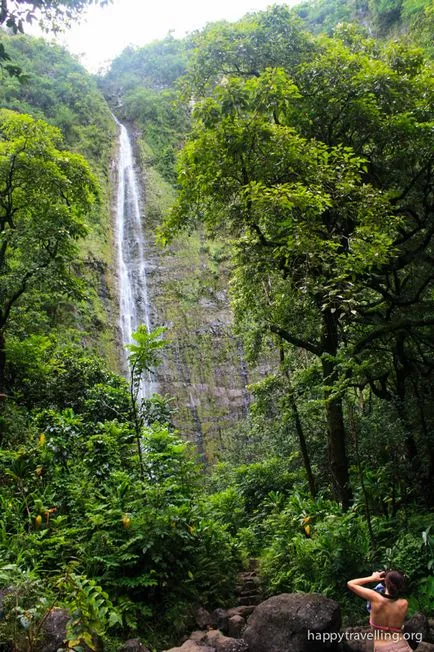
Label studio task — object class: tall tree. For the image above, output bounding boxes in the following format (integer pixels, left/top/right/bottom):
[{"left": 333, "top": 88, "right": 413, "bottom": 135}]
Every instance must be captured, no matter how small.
[
  {"left": 0, "top": 0, "right": 111, "bottom": 79},
  {"left": 0, "top": 0, "right": 111, "bottom": 33},
  {"left": 163, "top": 20, "right": 434, "bottom": 507},
  {"left": 0, "top": 109, "right": 97, "bottom": 395}
]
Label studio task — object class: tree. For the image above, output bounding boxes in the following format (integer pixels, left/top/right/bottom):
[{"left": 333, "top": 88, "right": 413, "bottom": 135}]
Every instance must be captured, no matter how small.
[
  {"left": 163, "top": 21, "right": 434, "bottom": 507},
  {"left": 0, "top": 109, "right": 98, "bottom": 395},
  {"left": 0, "top": 0, "right": 111, "bottom": 80},
  {"left": 125, "top": 325, "right": 167, "bottom": 479},
  {"left": 0, "top": 0, "right": 111, "bottom": 33}
]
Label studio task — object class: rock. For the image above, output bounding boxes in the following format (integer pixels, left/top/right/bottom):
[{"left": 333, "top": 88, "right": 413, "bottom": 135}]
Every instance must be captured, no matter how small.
[
  {"left": 211, "top": 608, "right": 229, "bottom": 634},
  {"left": 205, "top": 629, "right": 248, "bottom": 652},
  {"left": 39, "top": 608, "right": 96, "bottom": 652},
  {"left": 39, "top": 608, "right": 71, "bottom": 652},
  {"left": 415, "top": 644, "right": 434, "bottom": 651},
  {"left": 119, "top": 640, "right": 150, "bottom": 652},
  {"left": 237, "top": 594, "right": 262, "bottom": 606},
  {"left": 429, "top": 619, "right": 434, "bottom": 643},
  {"left": 189, "top": 630, "right": 208, "bottom": 642},
  {"left": 340, "top": 626, "right": 371, "bottom": 652},
  {"left": 243, "top": 592, "right": 341, "bottom": 652},
  {"left": 195, "top": 606, "right": 212, "bottom": 629},
  {"left": 405, "top": 613, "right": 430, "bottom": 649},
  {"left": 163, "top": 641, "right": 215, "bottom": 652},
  {"left": 227, "top": 605, "right": 256, "bottom": 619},
  {"left": 228, "top": 615, "right": 245, "bottom": 639}
]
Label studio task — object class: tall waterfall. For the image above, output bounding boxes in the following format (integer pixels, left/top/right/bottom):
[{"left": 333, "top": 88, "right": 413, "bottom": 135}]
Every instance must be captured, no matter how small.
[{"left": 114, "top": 117, "right": 155, "bottom": 398}]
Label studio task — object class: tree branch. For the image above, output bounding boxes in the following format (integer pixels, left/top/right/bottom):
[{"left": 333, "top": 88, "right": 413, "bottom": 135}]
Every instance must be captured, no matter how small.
[
  {"left": 270, "top": 324, "right": 322, "bottom": 356},
  {"left": 354, "top": 318, "right": 434, "bottom": 355}
]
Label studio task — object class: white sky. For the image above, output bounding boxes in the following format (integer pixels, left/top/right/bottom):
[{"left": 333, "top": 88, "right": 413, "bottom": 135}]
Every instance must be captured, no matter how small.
[{"left": 35, "top": 0, "right": 298, "bottom": 73}]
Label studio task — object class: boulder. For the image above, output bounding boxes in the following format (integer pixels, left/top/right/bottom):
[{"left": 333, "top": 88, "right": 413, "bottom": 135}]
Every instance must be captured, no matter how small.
[
  {"left": 163, "top": 641, "right": 215, "bottom": 652},
  {"left": 195, "top": 606, "right": 212, "bottom": 629},
  {"left": 119, "top": 640, "right": 150, "bottom": 652},
  {"left": 405, "top": 613, "right": 430, "bottom": 649},
  {"left": 211, "top": 608, "right": 229, "bottom": 634},
  {"left": 39, "top": 608, "right": 71, "bottom": 652},
  {"left": 227, "top": 605, "right": 256, "bottom": 619},
  {"left": 340, "top": 626, "right": 371, "bottom": 652},
  {"left": 205, "top": 629, "right": 248, "bottom": 652},
  {"left": 189, "top": 630, "right": 208, "bottom": 642},
  {"left": 243, "top": 593, "right": 341, "bottom": 652},
  {"left": 429, "top": 619, "right": 434, "bottom": 643},
  {"left": 228, "top": 615, "right": 246, "bottom": 639}
]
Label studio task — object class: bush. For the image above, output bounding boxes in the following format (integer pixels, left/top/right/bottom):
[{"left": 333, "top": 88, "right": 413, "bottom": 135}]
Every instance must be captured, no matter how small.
[{"left": 260, "top": 497, "right": 371, "bottom": 611}]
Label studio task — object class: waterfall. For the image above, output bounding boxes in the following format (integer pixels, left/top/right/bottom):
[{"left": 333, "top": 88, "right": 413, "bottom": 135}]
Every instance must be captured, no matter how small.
[{"left": 114, "top": 117, "right": 155, "bottom": 398}]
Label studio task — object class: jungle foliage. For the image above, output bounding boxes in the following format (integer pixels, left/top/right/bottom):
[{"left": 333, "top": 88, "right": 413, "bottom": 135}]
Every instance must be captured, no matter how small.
[
  {"left": 0, "top": 1, "right": 433, "bottom": 650},
  {"left": 162, "top": 7, "right": 434, "bottom": 510}
]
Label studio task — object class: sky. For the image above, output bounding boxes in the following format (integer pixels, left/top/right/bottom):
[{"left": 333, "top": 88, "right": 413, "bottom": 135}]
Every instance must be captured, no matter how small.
[{"left": 39, "top": 0, "right": 297, "bottom": 73}]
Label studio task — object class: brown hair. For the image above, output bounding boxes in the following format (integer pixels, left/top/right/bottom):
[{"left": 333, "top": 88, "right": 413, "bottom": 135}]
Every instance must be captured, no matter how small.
[{"left": 385, "top": 570, "right": 406, "bottom": 597}]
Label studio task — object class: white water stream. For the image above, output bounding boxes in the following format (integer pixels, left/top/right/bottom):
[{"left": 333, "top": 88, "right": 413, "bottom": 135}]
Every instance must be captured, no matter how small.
[{"left": 114, "top": 117, "right": 155, "bottom": 398}]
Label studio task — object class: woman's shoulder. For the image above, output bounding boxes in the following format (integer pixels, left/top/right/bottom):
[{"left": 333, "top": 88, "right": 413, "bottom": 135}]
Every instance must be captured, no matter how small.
[{"left": 379, "top": 594, "right": 408, "bottom": 606}]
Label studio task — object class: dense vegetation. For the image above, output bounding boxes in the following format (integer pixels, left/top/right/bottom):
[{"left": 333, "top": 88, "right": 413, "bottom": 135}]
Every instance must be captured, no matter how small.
[
  {"left": 1, "top": 1, "right": 433, "bottom": 650},
  {"left": 0, "top": 34, "right": 118, "bottom": 367}
]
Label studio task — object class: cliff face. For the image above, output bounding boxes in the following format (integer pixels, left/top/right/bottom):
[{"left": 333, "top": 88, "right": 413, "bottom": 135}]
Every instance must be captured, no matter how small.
[{"left": 128, "top": 136, "right": 255, "bottom": 460}]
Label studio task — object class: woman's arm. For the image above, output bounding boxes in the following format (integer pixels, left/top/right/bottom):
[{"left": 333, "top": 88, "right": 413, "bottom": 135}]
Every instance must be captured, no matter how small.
[{"left": 347, "top": 571, "right": 385, "bottom": 601}]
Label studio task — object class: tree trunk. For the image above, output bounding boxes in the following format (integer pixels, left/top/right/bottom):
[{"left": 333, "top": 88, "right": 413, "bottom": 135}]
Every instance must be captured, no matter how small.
[
  {"left": 394, "top": 338, "right": 418, "bottom": 462},
  {"left": 0, "top": 329, "right": 6, "bottom": 447},
  {"left": 289, "top": 392, "right": 316, "bottom": 499},
  {"left": 279, "top": 347, "right": 316, "bottom": 498},
  {"left": 0, "top": 328, "right": 6, "bottom": 395},
  {"left": 321, "top": 310, "right": 352, "bottom": 510},
  {"left": 323, "top": 381, "right": 352, "bottom": 510}
]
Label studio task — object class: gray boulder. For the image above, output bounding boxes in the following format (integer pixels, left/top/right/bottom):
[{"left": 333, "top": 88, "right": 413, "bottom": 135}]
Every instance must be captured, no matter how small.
[
  {"left": 119, "top": 639, "right": 150, "bottom": 652},
  {"left": 195, "top": 606, "right": 212, "bottom": 629},
  {"left": 163, "top": 641, "right": 215, "bottom": 652},
  {"left": 404, "top": 613, "right": 430, "bottom": 649},
  {"left": 211, "top": 608, "right": 229, "bottom": 634},
  {"left": 39, "top": 608, "right": 71, "bottom": 652},
  {"left": 189, "top": 630, "right": 208, "bottom": 643},
  {"left": 340, "top": 626, "right": 371, "bottom": 651},
  {"left": 227, "top": 606, "right": 256, "bottom": 619},
  {"left": 243, "top": 592, "right": 341, "bottom": 652},
  {"left": 204, "top": 629, "right": 248, "bottom": 652},
  {"left": 228, "top": 615, "right": 246, "bottom": 639}
]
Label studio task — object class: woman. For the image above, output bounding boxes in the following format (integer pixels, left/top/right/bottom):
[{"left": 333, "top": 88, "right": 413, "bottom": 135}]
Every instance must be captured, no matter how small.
[{"left": 347, "top": 570, "right": 410, "bottom": 651}]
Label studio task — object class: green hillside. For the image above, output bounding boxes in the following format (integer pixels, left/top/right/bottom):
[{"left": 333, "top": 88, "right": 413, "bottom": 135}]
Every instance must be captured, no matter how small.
[{"left": 0, "top": 34, "right": 118, "bottom": 364}]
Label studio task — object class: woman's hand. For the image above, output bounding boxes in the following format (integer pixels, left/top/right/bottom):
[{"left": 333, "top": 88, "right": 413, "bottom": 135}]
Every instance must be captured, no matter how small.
[{"left": 371, "top": 571, "right": 386, "bottom": 581}]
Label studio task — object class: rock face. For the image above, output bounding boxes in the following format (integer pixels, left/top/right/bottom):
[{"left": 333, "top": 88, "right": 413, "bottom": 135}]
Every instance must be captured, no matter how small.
[{"left": 243, "top": 593, "right": 341, "bottom": 652}]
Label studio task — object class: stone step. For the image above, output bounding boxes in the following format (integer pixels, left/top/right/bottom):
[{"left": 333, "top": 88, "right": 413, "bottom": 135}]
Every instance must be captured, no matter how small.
[
  {"left": 236, "top": 580, "right": 260, "bottom": 594},
  {"left": 237, "top": 594, "right": 262, "bottom": 606}
]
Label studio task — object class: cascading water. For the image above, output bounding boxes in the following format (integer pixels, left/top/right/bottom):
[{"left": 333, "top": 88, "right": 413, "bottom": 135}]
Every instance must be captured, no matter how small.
[{"left": 114, "top": 116, "right": 155, "bottom": 398}]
